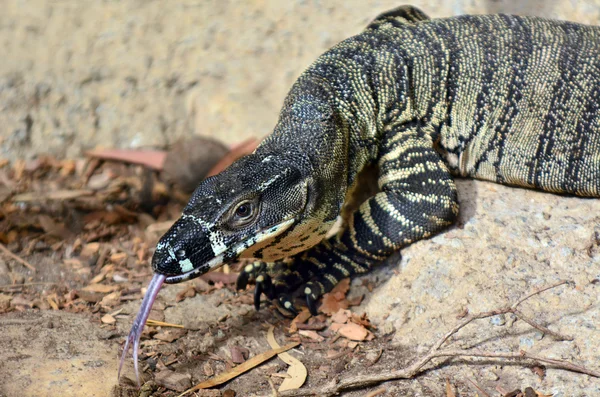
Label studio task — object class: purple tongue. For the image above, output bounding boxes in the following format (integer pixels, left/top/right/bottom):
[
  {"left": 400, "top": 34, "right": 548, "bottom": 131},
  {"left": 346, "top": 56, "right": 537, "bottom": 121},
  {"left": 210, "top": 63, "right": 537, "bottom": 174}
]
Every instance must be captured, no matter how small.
[{"left": 118, "top": 273, "right": 166, "bottom": 386}]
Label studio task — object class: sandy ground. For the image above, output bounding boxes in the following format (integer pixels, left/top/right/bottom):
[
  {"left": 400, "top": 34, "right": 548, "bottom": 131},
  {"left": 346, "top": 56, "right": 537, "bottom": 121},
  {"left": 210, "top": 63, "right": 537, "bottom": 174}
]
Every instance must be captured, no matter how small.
[{"left": 1, "top": 1, "right": 600, "bottom": 397}]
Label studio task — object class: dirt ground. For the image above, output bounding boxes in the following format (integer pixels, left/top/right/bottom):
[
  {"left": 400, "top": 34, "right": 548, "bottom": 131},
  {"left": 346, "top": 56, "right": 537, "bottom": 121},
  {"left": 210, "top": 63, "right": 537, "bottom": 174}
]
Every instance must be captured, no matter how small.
[{"left": 2, "top": 1, "right": 600, "bottom": 397}]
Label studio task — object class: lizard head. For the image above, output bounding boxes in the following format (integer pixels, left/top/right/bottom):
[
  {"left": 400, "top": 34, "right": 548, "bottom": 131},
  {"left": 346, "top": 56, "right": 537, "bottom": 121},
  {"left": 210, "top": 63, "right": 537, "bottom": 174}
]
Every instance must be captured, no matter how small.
[{"left": 151, "top": 150, "right": 315, "bottom": 284}]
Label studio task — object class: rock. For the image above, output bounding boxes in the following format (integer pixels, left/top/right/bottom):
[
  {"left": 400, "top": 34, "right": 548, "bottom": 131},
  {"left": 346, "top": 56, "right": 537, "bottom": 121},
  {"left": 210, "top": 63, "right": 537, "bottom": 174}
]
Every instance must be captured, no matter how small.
[
  {"left": 154, "top": 370, "right": 191, "bottom": 392},
  {"left": 361, "top": 180, "right": 600, "bottom": 395}
]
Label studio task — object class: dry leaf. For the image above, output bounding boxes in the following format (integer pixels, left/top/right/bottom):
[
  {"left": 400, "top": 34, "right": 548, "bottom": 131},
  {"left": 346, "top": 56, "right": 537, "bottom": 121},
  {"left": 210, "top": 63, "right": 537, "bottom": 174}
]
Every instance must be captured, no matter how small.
[
  {"left": 154, "top": 329, "right": 187, "bottom": 342},
  {"left": 81, "top": 242, "right": 101, "bottom": 258},
  {"left": 266, "top": 326, "right": 307, "bottom": 392},
  {"left": 101, "top": 313, "right": 116, "bottom": 324},
  {"left": 298, "top": 330, "right": 324, "bottom": 342},
  {"left": 319, "top": 278, "right": 351, "bottom": 315},
  {"left": 337, "top": 322, "right": 368, "bottom": 341},
  {"left": 178, "top": 341, "right": 299, "bottom": 396},
  {"left": 86, "top": 148, "right": 167, "bottom": 171},
  {"left": 46, "top": 295, "right": 59, "bottom": 310},
  {"left": 331, "top": 309, "right": 350, "bottom": 324},
  {"left": 230, "top": 346, "right": 250, "bottom": 364},
  {"left": 531, "top": 365, "right": 546, "bottom": 380},
  {"left": 289, "top": 308, "right": 312, "bottom": 333}
]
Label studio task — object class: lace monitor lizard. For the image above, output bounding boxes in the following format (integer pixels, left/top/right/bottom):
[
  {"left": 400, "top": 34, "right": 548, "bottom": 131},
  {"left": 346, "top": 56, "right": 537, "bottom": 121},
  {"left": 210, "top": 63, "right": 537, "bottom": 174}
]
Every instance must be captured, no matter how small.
[{"left": 120, "top": 5, "right": 600, "bottom": 382}]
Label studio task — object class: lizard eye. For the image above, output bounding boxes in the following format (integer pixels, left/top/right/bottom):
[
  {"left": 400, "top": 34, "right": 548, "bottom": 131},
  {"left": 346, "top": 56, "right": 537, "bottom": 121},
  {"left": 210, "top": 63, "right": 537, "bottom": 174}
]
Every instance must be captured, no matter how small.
[
  {"left": 235, "top": 202, "right": 253, "bottom": 218},
  {"left": 229, "top": 199, "right": 259, "bottom": 227}
]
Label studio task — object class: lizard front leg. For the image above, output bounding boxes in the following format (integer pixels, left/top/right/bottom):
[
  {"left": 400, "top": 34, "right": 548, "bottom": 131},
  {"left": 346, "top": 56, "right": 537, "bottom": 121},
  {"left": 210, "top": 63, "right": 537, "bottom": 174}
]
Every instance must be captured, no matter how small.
[{"left": 243, "top": 127, "right": 460, "bottom": 314}]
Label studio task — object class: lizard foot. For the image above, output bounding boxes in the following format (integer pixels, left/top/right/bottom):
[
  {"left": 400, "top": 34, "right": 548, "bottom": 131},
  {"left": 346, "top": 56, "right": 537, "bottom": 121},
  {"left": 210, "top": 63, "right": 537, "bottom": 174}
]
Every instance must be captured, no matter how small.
[{"left": 236, "top": 261, "right": 276, "bottom": 310}]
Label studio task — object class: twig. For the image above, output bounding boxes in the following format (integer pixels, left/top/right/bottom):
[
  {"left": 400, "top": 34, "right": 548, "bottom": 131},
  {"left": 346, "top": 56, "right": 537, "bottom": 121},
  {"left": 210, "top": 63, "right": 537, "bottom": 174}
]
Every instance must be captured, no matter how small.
[
  {"left": 512, "top": 308, "right": 573, "bottom": 341},
  {"left": 279, "top": 280, "right": 598, "bottom": 396},
  {"left": 466, "top": 378, "right": 491, "bottom": 397},
  {"left": 511, "top": 280, "right": 568, "bottom": 309},
  {"left": 0, "top": 243, "right": 36, "bottom": 272}
]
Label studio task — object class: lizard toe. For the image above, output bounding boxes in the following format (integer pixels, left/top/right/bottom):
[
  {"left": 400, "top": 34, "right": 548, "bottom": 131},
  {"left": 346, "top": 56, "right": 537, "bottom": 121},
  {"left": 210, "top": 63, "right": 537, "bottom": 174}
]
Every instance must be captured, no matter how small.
[
  {"left": 303, "top": 282, "right": 321, "bottom": 315},
  {"left": 253, "top": 273, "right": 274, "bottom": 311},
  {"left": 277, "top": 294, "right": 298, "bottom": 316}
]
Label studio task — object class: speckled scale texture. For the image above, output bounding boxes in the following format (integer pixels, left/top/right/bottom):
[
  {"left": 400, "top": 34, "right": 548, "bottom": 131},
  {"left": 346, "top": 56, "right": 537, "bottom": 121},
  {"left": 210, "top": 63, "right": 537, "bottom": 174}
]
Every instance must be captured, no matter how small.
[
  {"left": 250, "top": 7, "right": 600, "bottom": 303},
  {"left": 157, "top": 6, "right": 600, "bottom": 310}
]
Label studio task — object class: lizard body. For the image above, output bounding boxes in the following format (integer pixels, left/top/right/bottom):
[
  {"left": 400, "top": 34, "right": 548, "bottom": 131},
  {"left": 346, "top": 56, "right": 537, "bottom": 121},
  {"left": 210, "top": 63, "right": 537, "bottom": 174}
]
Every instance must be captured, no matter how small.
[
  {"left": 121, "top": 7, "right": 600, "bottom": 381},
  {"left": 154, "top": 6, "right": 600, "bottom": 313}
]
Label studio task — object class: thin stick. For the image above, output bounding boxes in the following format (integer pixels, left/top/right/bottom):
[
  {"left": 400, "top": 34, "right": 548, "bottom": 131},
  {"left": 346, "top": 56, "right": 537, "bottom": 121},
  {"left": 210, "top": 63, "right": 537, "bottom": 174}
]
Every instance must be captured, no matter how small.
[
  {"left": 0, "top": 243, "right": 36, "bottom": 272},
  {"left": 466, "top": 378, "right": 491, "bottom": 397},
  {"left": 512, "top": 308, "right": 573, "bottom": 341},
  {"left": 511, "top": 280, "right": 568, "bottom": 309}
]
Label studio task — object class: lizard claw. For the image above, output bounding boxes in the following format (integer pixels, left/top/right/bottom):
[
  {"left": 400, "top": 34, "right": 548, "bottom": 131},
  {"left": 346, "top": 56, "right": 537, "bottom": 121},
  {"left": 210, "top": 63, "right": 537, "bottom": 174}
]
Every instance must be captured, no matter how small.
[
  {"left": 236, "top": 270, "right": 250, "bottom": 291},
  {"left": 305, "top": 291, "right": 318, "bottom": 316},
  {"left": 254, "top": 278, "right": 263, "bottom": 310}
]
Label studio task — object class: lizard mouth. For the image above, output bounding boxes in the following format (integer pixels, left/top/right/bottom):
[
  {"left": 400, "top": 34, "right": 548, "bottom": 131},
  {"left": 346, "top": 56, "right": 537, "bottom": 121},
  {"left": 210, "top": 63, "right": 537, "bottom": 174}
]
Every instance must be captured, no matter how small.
[{"left": 163, "top": 217, "right": 297, "bottom": 284}]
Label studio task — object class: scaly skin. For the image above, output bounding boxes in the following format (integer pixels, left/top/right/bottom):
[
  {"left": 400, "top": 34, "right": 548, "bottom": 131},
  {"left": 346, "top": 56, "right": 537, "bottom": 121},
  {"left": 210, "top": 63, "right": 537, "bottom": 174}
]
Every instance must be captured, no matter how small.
[{"left": 150, "top": 6, "right": 600, "bottom": 315}]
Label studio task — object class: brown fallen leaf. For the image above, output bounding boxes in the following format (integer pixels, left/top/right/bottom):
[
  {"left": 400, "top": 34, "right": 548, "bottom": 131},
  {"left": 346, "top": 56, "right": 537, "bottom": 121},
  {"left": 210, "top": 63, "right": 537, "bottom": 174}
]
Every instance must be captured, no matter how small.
[
  {"left": 230, "top": 346, "right": 250, "bottom": 364},
  {"left": 331, "top": 309, "right": 350, "bottom": 324},
  {"left": 154, "top": 329, "right": 188, "bottom": 342},
  {"left": 320, "top": 278, "right": 351, "bottom": 315},
  {"left": 46, "top": 295, "right": 59, "bottom": 311},
  {"left": 298, "top": 330, "right": 325, "bottom": 342},
  {"left": 178, "top": 341, "right": 300, "bottom": 396},
  {"left": 86, "top": 148, "right": 167, "bottom": 171},
  {"left": 101, "top": 313, "right": 116, "bottom": 324},
  {"left": 80, "top": 242, "right": 101, "bottom": 258},
  {"left": 266, "top": 326, "right": 307, "bottom": 392},
  {"left": 289, "top": 308, "right": 312, "bottom": 333},
  {"left": 337, "top": 322, "right": 368, "bottom": 341},
  {"left": 531, "top": 365, "right": 546, "bottom": 380}
]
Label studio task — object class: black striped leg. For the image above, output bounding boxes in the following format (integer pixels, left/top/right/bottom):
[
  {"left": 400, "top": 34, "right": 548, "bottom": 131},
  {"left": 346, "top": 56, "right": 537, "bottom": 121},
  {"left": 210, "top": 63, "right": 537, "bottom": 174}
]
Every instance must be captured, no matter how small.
[{"left": 287, "top": 128, "right": 460, "bottom": 314}]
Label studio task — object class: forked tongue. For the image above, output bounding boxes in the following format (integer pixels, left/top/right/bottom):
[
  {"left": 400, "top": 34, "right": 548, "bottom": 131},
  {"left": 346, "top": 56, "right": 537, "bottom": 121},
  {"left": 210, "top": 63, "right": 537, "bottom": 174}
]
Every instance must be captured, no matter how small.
[{"left": 118, "top": 273, "right": 165, "bottom": 386}]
